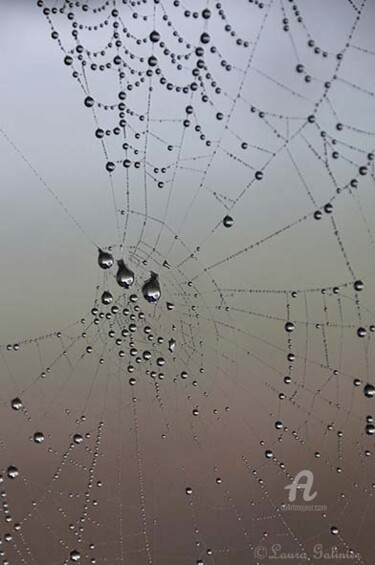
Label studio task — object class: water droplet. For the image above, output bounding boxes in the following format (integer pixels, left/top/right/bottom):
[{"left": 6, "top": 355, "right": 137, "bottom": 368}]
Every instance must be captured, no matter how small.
[
  {"left": 366, "top": 423, "right": 375, "bottom": 435},
  {"left": 330, "top": 526, "right": 339, "bottom": 535},
  {"left": 33, "top": 432, "right": 45, "bottom": 444},
  {"left": 70, "top": 550, "right": 81, "bottom": 562},
  {"left": 148, "top": 55, "right": 158, "bottom": 67},
  {"left": 7, "top": 466, "right": 19, "bottom": 479},
  {"left": 73, "top": 434, "right": 83, "bottom": 445},
  {"left": 142, "top": 272, "right": 161, "bottom": 304},
  {"left": 11, "top": 398, "right": 22, "bottom": 411},
  {"left": 168, "top": 338, "right": 176, "bottom": 352},
  {"left": 101, "top": 291, "right": 113, "bottom": 305},
  {"left": 357, "top": 327, "right": 367, "bottom": 338},
  {"left": 116, "top": 260, "right": 134, "bottom": 288},
  {"left": 200, "top": 32, "right": 210, "bottom": 44},
  {"left": 354, "top": 280, "right": 364, "bottom": 291},
  {"left": 223, "top": 215, "right": 234, "bottom": 228},
  {"left": 84, "top": 96, "right": 94, "bottom": 108},
  {"left": 364, "top": 384, "right": 375, "bottom": 398},
  {"left": 98, "top": 248, "right": 114, "bottom": 269},
  {"left": 284, "top": 322, "right": 295, "bottom": 333},
  {"left": 166, "top": 302, "right": 175, "bottom": 311},
  {"left": 149, "top": 30, "right": 160, "bottom": 43}
]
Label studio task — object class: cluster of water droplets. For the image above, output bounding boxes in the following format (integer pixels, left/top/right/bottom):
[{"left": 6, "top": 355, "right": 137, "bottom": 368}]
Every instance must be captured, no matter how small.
[{"left": 98, "top": 248, "right": 161, "bottom": 304}]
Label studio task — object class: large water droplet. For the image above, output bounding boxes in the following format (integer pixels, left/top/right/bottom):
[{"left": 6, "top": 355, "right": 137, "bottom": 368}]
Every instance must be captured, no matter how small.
[
  {"left": 116, "top": 259, "right": 134, "bottom": 288},
  {"left": 70, "top": 550, "right": 81, "bottom": 562},
  {"left": 364, "top": 384, "right": 375, "bottom": 398},
  {"left": 33, "top": 432, "right": 45, "bottom": 444},
  {"left": 357, "top": 327, "right": 367, "bottom": 338},
  {"left": 98, "top": 248, "right": 114, "bottom": 270},
  {"left": 11, "top": 397, "right": 22, "bottom": 410},
  {"left": 142, "top": 272, "right": 161, "bottom": 304},
  {"left": 7, "top": 465, "right": 19, "bottom": 479}
]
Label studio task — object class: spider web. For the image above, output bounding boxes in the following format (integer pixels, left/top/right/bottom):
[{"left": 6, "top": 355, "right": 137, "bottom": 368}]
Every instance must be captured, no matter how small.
[{"left": 0, "top": 0, "right": 374, "bottom": 563}]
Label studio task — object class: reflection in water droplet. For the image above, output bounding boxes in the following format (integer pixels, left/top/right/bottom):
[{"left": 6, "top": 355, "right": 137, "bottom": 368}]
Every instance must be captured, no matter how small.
[
  {"left": 98, "top": 248, "right": 114, "bottom": 269},
  {"left": 142, "top": 272, "right": 161, "bottom": 303},
  {"left": 116, "top": 259, "right": 134, "bottom": 288}
]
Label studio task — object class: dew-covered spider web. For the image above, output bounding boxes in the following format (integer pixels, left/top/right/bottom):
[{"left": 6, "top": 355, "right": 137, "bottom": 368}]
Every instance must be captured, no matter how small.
[{"left": 0, "top": 0, "right": 375, "bottom": 563}]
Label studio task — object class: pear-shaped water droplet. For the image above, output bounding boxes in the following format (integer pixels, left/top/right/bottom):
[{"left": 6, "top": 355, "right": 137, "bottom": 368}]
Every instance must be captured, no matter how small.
[
  {"left": 116, "top": 259, "right": 134, "bottom": 288},
  {"left": 98, "top": 248, "right": 114, "bottom": 270},
  {"left": 168, "top": 338, "right": 176, "bottom": 353},
  {"left": 163, "top": 259, "right": 172, "bottom": 269},
  {"left": 101, "top": 291, "right": 113, "bottom": 305},
  {"left": 142, "top": 272, "right": 161, "bottom": 304}
]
